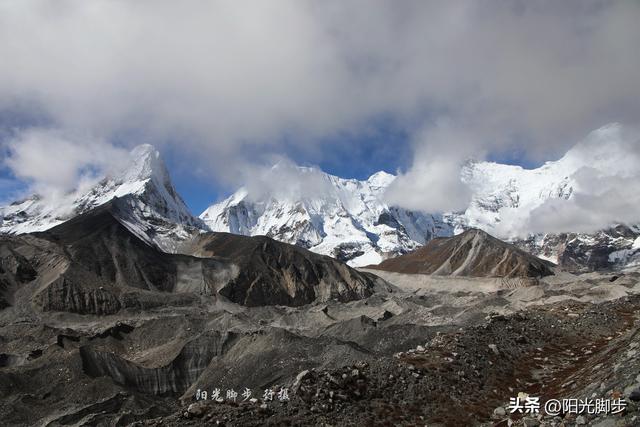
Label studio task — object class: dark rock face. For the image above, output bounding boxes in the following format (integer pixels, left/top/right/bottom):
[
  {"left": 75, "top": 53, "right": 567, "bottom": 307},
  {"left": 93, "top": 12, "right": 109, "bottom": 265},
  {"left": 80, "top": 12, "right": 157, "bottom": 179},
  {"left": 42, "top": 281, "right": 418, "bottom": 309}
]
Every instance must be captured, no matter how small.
[
  {"left": 370, "top": 229, "right": 555, "bottom": 278},
  {"left": 2, "top": 200, "right": 378, "bottom": 313},
  {"left": 332, "top": 242, "right": 366, "bottom": 263},
  {"left": 187, "top": 233, "right": 378, "bottom": 307},
  {"left": 35, "top": 202, "right": 180, "bottom": 293},
  {"left": 374, "top": 212, "right": 402, "bottom": 230}
]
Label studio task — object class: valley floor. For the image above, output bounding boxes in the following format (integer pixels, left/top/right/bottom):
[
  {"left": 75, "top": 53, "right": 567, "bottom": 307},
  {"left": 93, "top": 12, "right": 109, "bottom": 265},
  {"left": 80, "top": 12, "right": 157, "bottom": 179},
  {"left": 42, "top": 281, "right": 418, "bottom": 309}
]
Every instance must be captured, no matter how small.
[{"left": 2, "top": 268, "right": 640, "bottom": 426}]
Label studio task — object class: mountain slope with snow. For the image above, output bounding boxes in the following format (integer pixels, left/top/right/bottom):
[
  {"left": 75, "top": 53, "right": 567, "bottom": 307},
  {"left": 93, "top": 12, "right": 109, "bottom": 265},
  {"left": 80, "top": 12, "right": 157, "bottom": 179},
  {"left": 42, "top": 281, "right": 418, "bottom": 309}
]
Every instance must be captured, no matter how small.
[
  {"left": 451, "top": 124, "right": 640, "bottom": 271},
  {"left": 203, "top": 123, "right": 640, "bottom": 271},
  {"left": 0, "top": 144, "right": 207, "bottom": 252},
  {"left": 201, "top": 167, "right": 452, "bottom": 267}
]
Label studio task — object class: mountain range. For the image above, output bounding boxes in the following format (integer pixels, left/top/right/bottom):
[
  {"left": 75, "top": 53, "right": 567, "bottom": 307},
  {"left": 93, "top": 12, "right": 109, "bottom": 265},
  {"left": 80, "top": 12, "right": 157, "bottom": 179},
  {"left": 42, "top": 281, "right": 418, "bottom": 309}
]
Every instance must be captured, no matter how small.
[
  {"left": 202, "top": 124, "right": 639, "bottom": 271},
  {"left": 2, "top": 124, "right": 639, "bottom": 271},
  {"left": 2, "top": 125, "right": 640, "bottom": 426},
  {"left": 200, "top": 168, "right": 452, "bottom": 267},
  {"left": 452, "top": 124, "right": 640, "bottom": 271}
]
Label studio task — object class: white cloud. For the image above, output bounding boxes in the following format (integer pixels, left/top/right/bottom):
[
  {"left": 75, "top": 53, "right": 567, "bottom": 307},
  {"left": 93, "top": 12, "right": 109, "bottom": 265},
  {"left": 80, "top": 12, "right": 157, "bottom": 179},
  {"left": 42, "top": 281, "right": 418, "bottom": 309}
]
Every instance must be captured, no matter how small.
[
  {"left": 384, "top": 123, "right": 478, "bottom": 212},
  {"left": 240, "top": 158, "right": 333, "bottom": 203},
  {"left": 0, "top": 0, "right": 639, "bottom": 231},
  {"left": 480, "top": 124, "right": 640, "bottom": 237},
  {"left": 525, "top": 126, "right": 640, "bottom": 234},
  {"left": 4, "top": 128, "right": 129, "bottom": 195}
]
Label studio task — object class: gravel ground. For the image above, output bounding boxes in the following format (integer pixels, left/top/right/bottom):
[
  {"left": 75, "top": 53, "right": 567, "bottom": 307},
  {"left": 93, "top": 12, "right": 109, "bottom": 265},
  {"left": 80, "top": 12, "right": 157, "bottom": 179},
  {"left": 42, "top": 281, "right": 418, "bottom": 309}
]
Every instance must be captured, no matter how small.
[
  {"left": 128, "top": 294, "right": 640, "bottom": 426},
  {"left": 2, "top": 267, "right": 640, "bottom": 426}
]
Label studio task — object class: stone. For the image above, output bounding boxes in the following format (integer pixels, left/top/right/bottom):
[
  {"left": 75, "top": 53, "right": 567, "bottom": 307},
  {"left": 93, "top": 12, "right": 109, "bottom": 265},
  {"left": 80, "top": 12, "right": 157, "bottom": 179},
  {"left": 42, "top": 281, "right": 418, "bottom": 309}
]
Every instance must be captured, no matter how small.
[
  {"left": 493, "top": 406, "right": 506, "bottom": 417},
  {"left": 575, "top": 415, "right": 586, "bottom": 425},
  {"left": 187, "top": 402, "right": 207, "bottom": 417},
  {"left": 522, "top": 417, "right": 540, "bottom": 427},
  {"left": 292, "top": 369, "right": 310, "bottom": 393},
  {"left": 354, "top": 361, "right": 368, "bottom": 369},
  {"left": 488, "top": 344, "right": 499, "bottom": 355}
]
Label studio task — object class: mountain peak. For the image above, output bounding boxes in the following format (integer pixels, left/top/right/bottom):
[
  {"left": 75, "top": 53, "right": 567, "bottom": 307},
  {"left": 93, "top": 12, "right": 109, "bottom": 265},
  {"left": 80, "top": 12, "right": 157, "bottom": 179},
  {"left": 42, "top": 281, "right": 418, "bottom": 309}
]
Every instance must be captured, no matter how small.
[
  {"left": 367, "top": 170, "right": 396, "bottom": 188},
  {"left": 201, "top": 167, "right": 452, "bottom": 267},
  {"left": 370, "top": 227, "right": 554, "bottom": 278},
  {"left": 0, "top": 142, "right": 207, "bottom": 250},
  {"left": 120, "top": 144, "right": 170, "bottom": 184},
  {"left": 130, "top": 143, "right": 156, "bottom": 157}
]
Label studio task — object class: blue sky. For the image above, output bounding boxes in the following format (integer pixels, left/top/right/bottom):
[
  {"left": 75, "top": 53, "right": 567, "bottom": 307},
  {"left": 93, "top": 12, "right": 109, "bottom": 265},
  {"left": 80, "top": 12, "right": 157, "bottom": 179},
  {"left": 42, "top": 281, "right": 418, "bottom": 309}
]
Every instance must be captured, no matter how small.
[
  {"left": 163, "top": 120, "right": 415, "bottom": 214},
  {"left": 0, "top": 114, "right": 415, "bottom": 214}
]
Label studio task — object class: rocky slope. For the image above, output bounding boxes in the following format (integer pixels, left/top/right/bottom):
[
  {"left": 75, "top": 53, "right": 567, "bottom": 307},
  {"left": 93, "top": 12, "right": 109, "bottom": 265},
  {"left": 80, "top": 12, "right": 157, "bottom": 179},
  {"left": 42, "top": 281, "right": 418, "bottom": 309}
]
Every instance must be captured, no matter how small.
[
  {"left": 0, "top": 144, "right": 208, "bottom": 253},
  {"left": 184, "top": 232, "right": 385, "bottom": 307},
  {"left": 158, "top": 294, "right": 640, "bottom": 426},
  {"left": 200, "top": 167, "right": 452, "bottom": 267},
  {"left": 516, "top": 225, "right": 640, "bottom": 273},
  {"left": 2, "top": 201, "right": 380, "bottom": 312},
  {"left": 369, "top": 229, "right": 555, "bottom": 278},
  {"left": 2, "top": 208, "right": 639, "bottom": 426}
]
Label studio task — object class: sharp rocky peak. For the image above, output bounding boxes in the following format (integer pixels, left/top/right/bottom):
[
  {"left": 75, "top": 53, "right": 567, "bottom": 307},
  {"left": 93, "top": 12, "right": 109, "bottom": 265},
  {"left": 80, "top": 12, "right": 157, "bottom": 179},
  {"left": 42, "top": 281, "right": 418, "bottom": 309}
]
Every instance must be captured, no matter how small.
[{"left": 0, "top": 144, "right": 207, "bottom": 252}]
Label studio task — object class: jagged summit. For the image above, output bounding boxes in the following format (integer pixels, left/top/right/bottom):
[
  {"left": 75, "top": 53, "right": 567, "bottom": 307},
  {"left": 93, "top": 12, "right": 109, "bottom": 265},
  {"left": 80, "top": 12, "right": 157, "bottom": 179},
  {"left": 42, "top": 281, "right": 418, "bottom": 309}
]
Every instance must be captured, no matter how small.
[
  {"left": 370, "top": 228, "right": 555, "bottom": 278},
  {"left": 0, "top": 144, "right": 208, "bottom": 252},
  {"left": 123, "top": 144, "right": 171, "bottom": 183},
  {"left": 200, "top": 166, "right": 452, "bottom": 267}
]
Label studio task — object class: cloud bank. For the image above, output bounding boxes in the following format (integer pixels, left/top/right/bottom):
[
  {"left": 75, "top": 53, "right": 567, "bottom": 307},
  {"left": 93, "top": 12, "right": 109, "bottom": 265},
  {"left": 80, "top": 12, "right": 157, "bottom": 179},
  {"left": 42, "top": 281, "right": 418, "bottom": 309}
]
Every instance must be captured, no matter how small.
[
  {"left": 3, "top": 129, "right": 129, "bottom": 196},
  {"left": 525, "top": 124, "right": 640, "bottom": 235},
  {"left": 0, "top": 1, "right": 639, "bottom": 234}
]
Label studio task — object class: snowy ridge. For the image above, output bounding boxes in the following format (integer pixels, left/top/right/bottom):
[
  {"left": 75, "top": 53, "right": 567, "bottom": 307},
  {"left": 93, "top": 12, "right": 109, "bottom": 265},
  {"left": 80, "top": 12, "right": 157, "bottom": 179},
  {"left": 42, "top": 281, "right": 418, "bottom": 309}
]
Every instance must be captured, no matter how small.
[
  {"left": 0, "top": 144, "right": 207, "bottom": 252},
  {"left": 3, "top": 124, "right": 637, "bottom": 271},
  {"left": 204, "top": 123, "right": 640, "bottom": 271},
  {"left": 451, "top": 155, "right": 574, "bottom": 238},
  {"left": 201, "top": 168, "right": 452, "bottom": 267},
  {"left": 450, "top": 124, "right": 640, "bottom": 270}
]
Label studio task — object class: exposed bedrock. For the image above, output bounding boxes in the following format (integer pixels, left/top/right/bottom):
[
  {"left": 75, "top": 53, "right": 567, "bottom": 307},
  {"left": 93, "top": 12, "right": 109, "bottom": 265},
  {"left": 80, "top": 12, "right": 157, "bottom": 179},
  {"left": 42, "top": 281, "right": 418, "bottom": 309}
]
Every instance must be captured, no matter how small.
[
  {"left": 79, "top": 331, "right": 235, "bottom": 395},
  {"left": 22, "top": 204, "right": 381, "bottom": 310}
]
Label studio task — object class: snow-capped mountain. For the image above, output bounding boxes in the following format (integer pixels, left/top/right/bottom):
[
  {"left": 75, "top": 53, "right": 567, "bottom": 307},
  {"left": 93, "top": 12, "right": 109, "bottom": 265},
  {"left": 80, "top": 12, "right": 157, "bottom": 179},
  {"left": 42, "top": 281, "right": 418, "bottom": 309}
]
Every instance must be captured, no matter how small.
[
  {"left": 4, "top": 124, "right": 635, "bottom": 272},
  {"left": 451, "top": 124, "right": 640, "bottom": 271},
  {"left": 515, "top": 225, "right": 640, "bottom": 272},
  {"left": 200, "top": 167, "right": 452, "bottom": 266},
  {"left": 0, "top": 144, "right": 207, "bottom": 252},
  {"left": 203, "top": 123, "right": 640, "bottom": 271}
]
